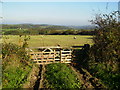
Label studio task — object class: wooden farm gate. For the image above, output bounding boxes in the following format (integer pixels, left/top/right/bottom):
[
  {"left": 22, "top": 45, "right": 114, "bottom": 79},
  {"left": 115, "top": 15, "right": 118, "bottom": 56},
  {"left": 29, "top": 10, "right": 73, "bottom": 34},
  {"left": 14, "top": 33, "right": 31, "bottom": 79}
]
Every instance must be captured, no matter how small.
[{"left": 28, "top": 47, "right": 72, "bottom": 64}]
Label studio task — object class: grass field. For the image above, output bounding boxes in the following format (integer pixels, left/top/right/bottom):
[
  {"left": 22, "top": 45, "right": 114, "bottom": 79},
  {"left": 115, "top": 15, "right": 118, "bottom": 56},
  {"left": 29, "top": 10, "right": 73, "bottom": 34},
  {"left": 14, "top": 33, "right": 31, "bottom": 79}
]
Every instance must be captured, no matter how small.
[{"left": 2, "top": 35, "right": 93, "bottom": 48}]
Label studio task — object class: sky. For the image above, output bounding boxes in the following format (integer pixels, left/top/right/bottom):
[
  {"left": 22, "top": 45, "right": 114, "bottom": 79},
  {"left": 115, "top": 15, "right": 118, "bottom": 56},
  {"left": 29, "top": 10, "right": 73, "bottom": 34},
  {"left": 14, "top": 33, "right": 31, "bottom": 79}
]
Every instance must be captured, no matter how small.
[
  {"left": 2, "top": 0, "right": 120, "bottom": 2},
  {"left": 1, "top": 1, "right": 119, "bottom": 26}
]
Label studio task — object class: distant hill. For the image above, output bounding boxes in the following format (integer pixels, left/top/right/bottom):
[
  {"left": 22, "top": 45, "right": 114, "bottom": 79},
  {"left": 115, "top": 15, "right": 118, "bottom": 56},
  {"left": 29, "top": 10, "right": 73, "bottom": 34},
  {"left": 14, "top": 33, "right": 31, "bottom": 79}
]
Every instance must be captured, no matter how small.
[
  {"left": 67, "top": 25, "right": 96, "bottom": 30},
  {"left": 2, "top": 24, "right": 72, "bottom": 30},
  {"left": 2, "top": 24, "right": 95, "bottom": 30}
]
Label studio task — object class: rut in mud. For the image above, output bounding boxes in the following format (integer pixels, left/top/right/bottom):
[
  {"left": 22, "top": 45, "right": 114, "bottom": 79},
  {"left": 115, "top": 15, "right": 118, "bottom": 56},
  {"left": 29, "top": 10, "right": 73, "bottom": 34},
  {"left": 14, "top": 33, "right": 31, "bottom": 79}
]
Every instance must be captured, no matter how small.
[
  {"left": 33, "top": 65, "right": 45, "bottom": 89},
  {"left": 33, "top": 65, "right": 42, "bottom": 89}
]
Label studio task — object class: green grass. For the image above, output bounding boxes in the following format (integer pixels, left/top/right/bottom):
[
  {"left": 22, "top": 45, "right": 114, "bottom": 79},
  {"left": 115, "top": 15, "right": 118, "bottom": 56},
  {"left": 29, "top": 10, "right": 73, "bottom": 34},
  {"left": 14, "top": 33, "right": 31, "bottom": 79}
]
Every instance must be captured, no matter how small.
[
  {"left": 3, "top": 65, "right": 32, "bottom": 88},
  {"left": 44, "top": 63, "right": 81, "bottom": 89},
  {"left": 89, "top": 63, "right": 120, "bottom": 89},
  {"left": 2, "top": 35, "right": 93, "bottom": 48}
]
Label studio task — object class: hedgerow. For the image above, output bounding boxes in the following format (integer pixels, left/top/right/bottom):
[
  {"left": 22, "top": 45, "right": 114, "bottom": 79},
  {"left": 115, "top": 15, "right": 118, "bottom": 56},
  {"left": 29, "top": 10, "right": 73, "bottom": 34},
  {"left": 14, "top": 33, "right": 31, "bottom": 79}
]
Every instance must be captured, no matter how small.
[{"left": 89, "top": 11, "right": 120, "bottom": 89}]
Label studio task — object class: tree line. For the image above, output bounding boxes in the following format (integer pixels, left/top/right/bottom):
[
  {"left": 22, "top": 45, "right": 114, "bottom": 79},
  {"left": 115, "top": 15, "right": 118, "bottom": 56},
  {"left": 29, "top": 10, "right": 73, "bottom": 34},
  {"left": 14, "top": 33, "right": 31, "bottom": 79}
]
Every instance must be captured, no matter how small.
[{"left": 2, "top": 29, "right": 95, "bottom": 35}]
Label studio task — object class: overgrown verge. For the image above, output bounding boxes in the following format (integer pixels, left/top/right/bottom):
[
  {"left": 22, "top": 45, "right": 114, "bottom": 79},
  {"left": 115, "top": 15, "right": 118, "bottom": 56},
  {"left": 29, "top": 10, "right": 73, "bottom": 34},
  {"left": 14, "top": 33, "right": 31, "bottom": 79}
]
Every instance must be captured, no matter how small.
[
  {"left": 43, "top": 63, "right": 81, "bottom": 89},
  {"left": 2, "top": 43, "right": 33, "bottom": 88}
]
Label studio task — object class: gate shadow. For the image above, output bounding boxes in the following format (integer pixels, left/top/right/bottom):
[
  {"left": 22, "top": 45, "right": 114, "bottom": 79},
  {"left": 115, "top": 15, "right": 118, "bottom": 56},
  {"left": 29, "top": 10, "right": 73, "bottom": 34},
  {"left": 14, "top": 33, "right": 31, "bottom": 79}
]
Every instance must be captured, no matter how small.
[{"left": 72, "top": 44, "right": 90, "bottom": 70}]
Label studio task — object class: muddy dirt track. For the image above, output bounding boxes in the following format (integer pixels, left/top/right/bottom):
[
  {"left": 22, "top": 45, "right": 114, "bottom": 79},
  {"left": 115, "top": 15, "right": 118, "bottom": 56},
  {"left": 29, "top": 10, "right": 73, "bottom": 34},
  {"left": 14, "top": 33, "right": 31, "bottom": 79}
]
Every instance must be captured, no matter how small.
[{"left": 23, "top": 64, "right": 106, "bottom": 89}]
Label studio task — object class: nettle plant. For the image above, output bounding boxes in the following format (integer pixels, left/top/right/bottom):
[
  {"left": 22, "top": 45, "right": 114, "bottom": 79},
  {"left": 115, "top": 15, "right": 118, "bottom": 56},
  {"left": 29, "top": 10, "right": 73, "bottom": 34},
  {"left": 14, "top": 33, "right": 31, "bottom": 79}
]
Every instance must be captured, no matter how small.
[{"left": 90, "top": 11, "right": 120, "bottom": 67}]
